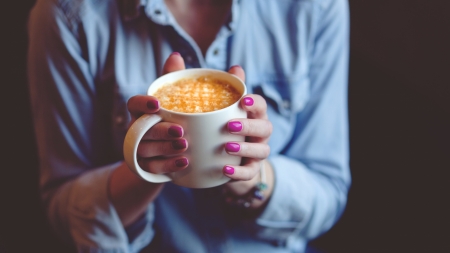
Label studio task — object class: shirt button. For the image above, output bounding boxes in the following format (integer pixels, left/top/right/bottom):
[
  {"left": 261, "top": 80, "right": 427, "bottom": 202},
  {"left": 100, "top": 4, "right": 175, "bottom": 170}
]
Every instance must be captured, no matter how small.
[
  {"left": 154, "top": 10, "right": 161, "bottom": 15},
  {"left": 185, "top": 55, "right": 193, "bottom": 62},
  {"left": 213, "top": 49, "right": 219, "bottom": 55}
]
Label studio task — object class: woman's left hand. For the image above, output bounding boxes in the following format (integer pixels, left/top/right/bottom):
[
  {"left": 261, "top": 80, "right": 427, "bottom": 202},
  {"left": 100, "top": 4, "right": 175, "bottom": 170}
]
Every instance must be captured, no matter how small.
[{"left": 223, "top": 66, "right": 274, "bottom": 208}]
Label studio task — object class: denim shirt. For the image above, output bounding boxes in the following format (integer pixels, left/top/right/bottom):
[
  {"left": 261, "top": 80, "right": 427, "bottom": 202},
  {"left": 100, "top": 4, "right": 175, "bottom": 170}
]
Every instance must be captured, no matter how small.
[{"left": 28, "top": 0, "right": 350, "bottom": 252}]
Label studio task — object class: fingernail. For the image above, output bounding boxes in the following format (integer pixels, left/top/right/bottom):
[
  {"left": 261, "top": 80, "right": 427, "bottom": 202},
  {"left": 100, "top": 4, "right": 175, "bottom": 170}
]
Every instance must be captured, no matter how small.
[
  {"left": 171, "top": 52, "right": 181, "bottom": 56},
  {"left": 175, "top": 157, "right": 189, "bottom": 167},
  {"left": 225, "top": 142, "right": 240, "bottom": 153},
  {"left": 223, "top": 166, "right": 235, "bottom": 175},
  {"left": 172, "top": 139, "right": 187, "bottom": 150},
  {"left": 147, "top": 100, "right": 159, "bottom": 110},
  {"left": 230, "top": 65, "right": 241, "bottom": 69},
  {"left": 228, "top": 121, "right": 242, "bottom": 132},
  {"left": 243, "top": 97, "right": 254, "bottom": 106},
  {"left": 168, "top": 126, "right": 183, "bottom": 137}
]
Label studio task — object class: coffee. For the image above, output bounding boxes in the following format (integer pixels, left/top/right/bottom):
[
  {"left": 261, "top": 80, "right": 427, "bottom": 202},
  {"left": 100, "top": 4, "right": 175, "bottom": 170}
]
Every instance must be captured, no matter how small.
[{"left": 152, "top": 76, "right": 241, "bottom": 113}]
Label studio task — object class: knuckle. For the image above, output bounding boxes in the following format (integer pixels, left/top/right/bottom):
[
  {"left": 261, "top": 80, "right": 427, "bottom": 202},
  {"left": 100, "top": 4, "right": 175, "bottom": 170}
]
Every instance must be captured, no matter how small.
[
  {"left": 242, "top": 173, "right": 253, "bottom": 181},
  {"left": 163, "top": 142, "right": 175, "bottom": 153},
  {"left": 162, "top": 160, "right": 176, "bottom": 173},
  {"left": 145, "top": 124, "right": 165, "bottom": 140},
  {"left": 242, "top": 166, "right": 258, "bottom": 181}
]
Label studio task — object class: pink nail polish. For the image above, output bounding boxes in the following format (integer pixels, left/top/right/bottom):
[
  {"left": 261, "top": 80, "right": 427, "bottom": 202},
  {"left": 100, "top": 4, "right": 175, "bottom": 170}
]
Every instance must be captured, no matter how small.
[
  {"left": 230, "top": 65, "right": 242, "bottom": 69},
  {"left": 175, "top": 158, "right": 189, "bottom": 167},
  {"left": 168, "top": 126, "right": 183, "bottom": 137},
  {"left": 147, "top": 100, "right": 159, "bottom": 110},
  {"left": 228, "top": 121, "right": 242, "bottom": 132},
  {"left": 223, "top": 166, "right": 235, "bottom": 175},
  {"left": 225, "top": 142, "right": 240, "bottom": 152},
  {"left": 243, "top": 97, "right": 254, "bottom": 106},
  {"left": 171, "top": 52, "right": 181, "bottom": 56}
]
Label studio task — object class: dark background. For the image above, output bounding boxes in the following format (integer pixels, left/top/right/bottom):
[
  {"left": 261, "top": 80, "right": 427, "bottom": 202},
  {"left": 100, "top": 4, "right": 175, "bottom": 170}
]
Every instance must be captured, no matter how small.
[{"left": 2, "top": 0, "right": 449, "bottom": 252}]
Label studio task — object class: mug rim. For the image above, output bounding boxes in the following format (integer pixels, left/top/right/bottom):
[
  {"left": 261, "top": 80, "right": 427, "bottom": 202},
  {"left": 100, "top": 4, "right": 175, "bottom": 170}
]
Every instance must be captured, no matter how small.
[{"left": 147, "top": 68, "right": 247, "bottom": 116}]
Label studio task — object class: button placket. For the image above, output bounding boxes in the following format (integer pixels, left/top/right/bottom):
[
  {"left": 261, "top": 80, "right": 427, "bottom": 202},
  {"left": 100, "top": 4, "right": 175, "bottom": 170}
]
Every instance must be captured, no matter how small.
[{"left": 192, "top": 188, "right": 229, "bottom": 253}]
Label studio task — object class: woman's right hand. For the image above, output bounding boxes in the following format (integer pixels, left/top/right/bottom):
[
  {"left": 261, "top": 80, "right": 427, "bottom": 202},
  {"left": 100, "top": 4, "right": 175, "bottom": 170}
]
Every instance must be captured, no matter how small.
[
  {"left": 126, "top": 52, "right": 190, "bottom": 175},
  {"left": 126, "top": 95, "right": 189, "bottom": 174},
  {"left": 109, "top": 53, "right": 188, "bottom": 227}
]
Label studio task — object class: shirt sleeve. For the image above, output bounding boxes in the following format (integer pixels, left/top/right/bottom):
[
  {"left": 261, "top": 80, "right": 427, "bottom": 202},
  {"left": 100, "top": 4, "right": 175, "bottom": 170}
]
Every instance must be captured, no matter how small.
[
  {"left": 27, "top": 1, "right": 154, "bottom": 252},
  {"left": 252, "top": 0, "right": 351, "bottom": 244}
]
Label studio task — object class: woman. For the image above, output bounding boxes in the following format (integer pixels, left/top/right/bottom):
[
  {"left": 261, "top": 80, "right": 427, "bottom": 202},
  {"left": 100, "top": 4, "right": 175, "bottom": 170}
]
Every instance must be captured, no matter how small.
[{"left": 28, "top": 0, "right": 351, "bottom": 252}]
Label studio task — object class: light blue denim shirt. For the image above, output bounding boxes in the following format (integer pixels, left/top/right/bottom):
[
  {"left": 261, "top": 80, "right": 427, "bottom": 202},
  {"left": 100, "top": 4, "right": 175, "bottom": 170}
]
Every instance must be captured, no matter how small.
[{"left": 28, "top": 0, "right": 350, "bottom": 252}]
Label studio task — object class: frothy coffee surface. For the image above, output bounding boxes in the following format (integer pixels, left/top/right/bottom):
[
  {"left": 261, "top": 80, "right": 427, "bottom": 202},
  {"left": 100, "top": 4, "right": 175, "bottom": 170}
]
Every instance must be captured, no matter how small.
[{"left": 153, "top": 76, "right": 241, "bottom": 113}]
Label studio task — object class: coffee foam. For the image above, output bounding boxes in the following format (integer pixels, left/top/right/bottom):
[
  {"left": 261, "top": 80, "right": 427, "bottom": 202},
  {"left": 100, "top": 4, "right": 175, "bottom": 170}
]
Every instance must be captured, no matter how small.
[{"left": 153, "top": 76, "right": 241, "bottom": 113}]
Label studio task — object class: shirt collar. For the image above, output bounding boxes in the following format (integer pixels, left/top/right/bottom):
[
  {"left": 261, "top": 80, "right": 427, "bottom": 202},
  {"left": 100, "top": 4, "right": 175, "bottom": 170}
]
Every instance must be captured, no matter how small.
[{"left": 119, "top": 0, "right": 241, "bottom": 32}]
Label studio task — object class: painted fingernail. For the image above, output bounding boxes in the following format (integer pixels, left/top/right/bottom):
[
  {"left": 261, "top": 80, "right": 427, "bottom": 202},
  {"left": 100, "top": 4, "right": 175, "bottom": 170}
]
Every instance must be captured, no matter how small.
[
  {"left": 243, "top": 97, "right": 254, "bottom": 106},
  {"left": 168, "top": 126, "right": 183, "bottom": 137},
  {"left": 175, "top": 157, "right": 189, "bottom": 167},
  {"left": 230, "top": 65, "right": 242, "bottom": 69},
  {"left": 228, "top": 121, "right": 242, "bottom": 132},
  {"left": 171, "top": 52, "right": 181, "bottom": 56},
  {"left": 225, "top": 142, "right": 240, "bottom": 152},
  {"left": 147, "top": 100, "right": 159, "bottom": 110},
  {"left": 172, "top": 139, "right": 187, "bottom": 150},
  {"left": 223, "top": 166, "right": 235, "bottom": 175}
]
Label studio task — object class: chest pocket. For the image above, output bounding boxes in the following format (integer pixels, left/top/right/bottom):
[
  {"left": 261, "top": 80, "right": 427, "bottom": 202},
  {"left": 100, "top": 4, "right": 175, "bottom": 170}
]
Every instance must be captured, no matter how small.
[{"left": 251, "top": 73, "right": 310, "bottom": 118}]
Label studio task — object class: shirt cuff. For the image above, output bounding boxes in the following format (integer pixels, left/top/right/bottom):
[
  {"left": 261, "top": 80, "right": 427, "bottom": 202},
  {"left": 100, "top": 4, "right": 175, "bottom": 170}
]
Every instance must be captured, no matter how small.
[
  {"left": 252, "top": 154, "right": 348, "bottom": 244},
  {"left": 62, "top": 163, "right": 154, "bottom": 252},
  {"left": 253, "top": 156, "right": 313, "bottom": 240}
]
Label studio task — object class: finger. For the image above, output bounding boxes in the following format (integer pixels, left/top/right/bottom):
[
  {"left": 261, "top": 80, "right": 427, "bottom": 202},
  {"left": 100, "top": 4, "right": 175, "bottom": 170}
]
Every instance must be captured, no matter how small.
[
  {"left": 239, "top": 94, "right": 268, "bottom": 119},
  {"left": 137, "top": 139, "right": 188, "bottom": 157},
  {"left": 141, "top": 123, "right": 184, "bottom": 140},
  {"left": 224, "top": 142, "right": 270, "bottom": 160},
  {"left": 222, "top": 160, "right": 260, "bottom": 181},
  {"left": 162, "top": 52, "right": 186, "bottom": 75},
  {"left": 228, "top": 65, "right": 246, "bottom": 83},
  {"left": 127, "top": 95, "right": 160, "bottom": 120},
  {"left": 227, "top": 118, "right": 273, "bottom": 139},
  {"left": 139, "top": 156, "right": 189, "bottom": 174}
]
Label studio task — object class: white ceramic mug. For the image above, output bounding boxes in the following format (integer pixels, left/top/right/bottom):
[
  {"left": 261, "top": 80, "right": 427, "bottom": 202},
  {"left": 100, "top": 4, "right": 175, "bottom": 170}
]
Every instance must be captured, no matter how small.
[{"left": 123, "top": 69, "right": 247, "bottom": 188}]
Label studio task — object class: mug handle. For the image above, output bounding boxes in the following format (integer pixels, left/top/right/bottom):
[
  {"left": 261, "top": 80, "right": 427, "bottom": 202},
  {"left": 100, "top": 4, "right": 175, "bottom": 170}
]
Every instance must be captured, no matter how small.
[{"left": 123, "top": 114, "right": 172, "bottom": 183}]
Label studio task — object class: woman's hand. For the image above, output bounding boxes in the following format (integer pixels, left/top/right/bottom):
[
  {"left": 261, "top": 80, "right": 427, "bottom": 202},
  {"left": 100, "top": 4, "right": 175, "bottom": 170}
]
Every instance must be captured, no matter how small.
[
  {"left": 108, "top": 53, "right": 188, "bottom": 227},
  {"left": 127, "top": 52, "right": 190, "bottom": 174},
  {"left": 222, "top": 66, "right": 274, "bottom": 209}
]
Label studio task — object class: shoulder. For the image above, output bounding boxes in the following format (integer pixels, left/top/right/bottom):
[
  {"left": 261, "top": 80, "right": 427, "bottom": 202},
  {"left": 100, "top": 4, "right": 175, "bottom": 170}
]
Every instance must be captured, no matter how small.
[{"left": 30, "top": 0, "right": 118, "bottom": 31}]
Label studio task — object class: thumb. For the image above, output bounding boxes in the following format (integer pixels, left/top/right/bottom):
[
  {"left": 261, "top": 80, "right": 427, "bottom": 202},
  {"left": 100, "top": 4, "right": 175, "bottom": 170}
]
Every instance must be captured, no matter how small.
[
  {"left": 162, "top": 52, "right": 186, "bottom": 75},
  {"left": 228, "top": 65, "right": 246, "bottom": 83}
]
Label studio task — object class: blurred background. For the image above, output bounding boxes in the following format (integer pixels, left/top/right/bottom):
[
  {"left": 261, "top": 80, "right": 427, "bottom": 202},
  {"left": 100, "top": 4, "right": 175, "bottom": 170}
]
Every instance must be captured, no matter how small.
[{"left": 2, "top": 0, "right": 449, "bottom": 252}]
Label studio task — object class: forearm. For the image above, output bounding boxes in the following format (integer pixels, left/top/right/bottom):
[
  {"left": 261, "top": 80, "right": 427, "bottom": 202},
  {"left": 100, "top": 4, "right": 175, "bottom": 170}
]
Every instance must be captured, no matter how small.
[
  {"left": 45, "top": 164, "right": 159, "bottom": 251},
  {"left": 108, "top": 162, "right": 164, "bottom": 227}
]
